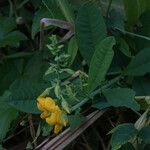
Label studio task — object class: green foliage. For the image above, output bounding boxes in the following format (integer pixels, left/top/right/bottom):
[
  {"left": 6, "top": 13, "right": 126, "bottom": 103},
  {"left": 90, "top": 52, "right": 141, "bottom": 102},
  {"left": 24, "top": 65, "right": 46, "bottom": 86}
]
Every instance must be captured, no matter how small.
[
  {"left": 123, "top": 0, "right": 150, "bottom": 27},
  {"left": 75, "top": 2, "right": 107, "bottom": 65},
  {"left": 31, "top": 6, "right": 52, "bottom": 38},
  {"left": 0, "top": 0, "right": 150, "bottom": 148},
  {"left": 0, "top": 103, "right": 18, "bottom": 141},
  {"left": 139, "top": 126, "right": 150, "bottom": 144},
  {"left": 1, "top": 78, "right": 48, "bottom": 113},
  {"left": 124, "top": 47, "right": 150, "bottom": 76},
  {"left": 0, "top": 17, "right": 27, "bottom": 47},
  {"left": 88, "top": 37, "right": 115, "bottom": 92},
  {"left": 68, "top": 115, "right": 86, "bottom": 129},
  {"left": 110, "top": 123, "right": 138, "bottom": 150},
  {"left": 68, "top": 37, "right": 78, "bottom": 65},
  {"left": 103, "top": 88, "right": 140, "bottom": 111}
]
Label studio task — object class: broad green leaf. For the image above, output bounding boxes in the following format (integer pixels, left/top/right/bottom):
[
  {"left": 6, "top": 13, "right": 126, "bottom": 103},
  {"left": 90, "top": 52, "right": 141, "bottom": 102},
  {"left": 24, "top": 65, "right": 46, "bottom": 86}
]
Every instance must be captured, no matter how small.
[
  {"left": 139, "top": 126, "right": 150, "bottom": 143},
  {"left": 76, "top": 2, "right": 107, "bottom": 65},
  {"left": 110, "top": 123, "right": 138, "bottom": 150},
  {"left": 0, "top": 103, "right": 18, "bottom": 141},
  {"left": 123, "top": 0, "right": 150, "bottom": 27},
  {"left": 31, "top": 7, "right": 52, "bottom": 39},
  {"left": 119, "top": 38, "right": 131, "bottom": 57},
  {"left": 1, "top": 78, "right": 48, "bottom": 113},
  {"left": 109, "top": 9, "right": 124, "bottom": 30},
  {"left": 68, "top": 36, "right": 78, "bottom": 65},
  {"left": 0, "top": 17, "right": 16, "bottom": 36},
  {"left": 92, "top": 101, "right": 110, "bottom": 109},
  {"left": 24, "top": 52, "right": 49, "bottom": 81},
  {"left": 0, "top": 52, "right": 50, "bottom": 113},
  {"left": 42, "top": 0, "right": 65, "bottom": 19},
  {"left": 118, "top": 143, "right": 135, "bottom": 150},
  {"left": 3, "top": 52, "right": 33, "bottom": 60},
  {"left": 135, "top": 10, "right": 150, "bottom": 50},
  {"left": 0, "top": 31, "right": 27, "bottom": 47},
  {"left": 124, "top": 47, "right": 150, "bottom": 76},
  {"left": 123, "top": 0, "right": 140, "bottom": 27},
  {"left": 56, "top": 0, "right": 74, "bottom": 23},
  {"left": 41, "top": 123, "right": 52, "bottom": 136},
  {"left": 103, "top": 88, "right": 140, "bottom": 111},
  {"left": 0, "top": 60, "right": 21, "bottom": 95},
  {"left": 88, "top": 37, "right": 115, "bottom": 93},
  {"left": 68, "top": 115, "right": 86, "bottom": 129},
  {"left": 133, "top": 77, "right": 150, "bottom": 96}
]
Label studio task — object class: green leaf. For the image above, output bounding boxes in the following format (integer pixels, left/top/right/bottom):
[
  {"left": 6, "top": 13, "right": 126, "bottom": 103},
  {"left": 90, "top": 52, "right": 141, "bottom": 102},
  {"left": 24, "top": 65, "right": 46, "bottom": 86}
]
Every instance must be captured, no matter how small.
[
  {"left": 139, "top": 126, "right": 150, "bottom": 144},
  {"left": 0, "top": 103, "right": 18, "bottom": 141},
  {"left": 42, "top": 0, "right": 65, "bottom": 19},
  {"left": 0, "top": 31, "right": 27, "bottom": 47},
  {"left": 103, "top": 88, "right": 140, "bottom": 111},
  {"left": 68, "top": 36, "right": 78, "bottom": 65},
  {"left": 68, "top": 115, "right": 86, "bottom": 129},
  {"left": 1, "top": 78, "right": 48, "bottom": 114},
  {"left": 41, "top": 123, "right": 52, "bottom": 136},
  {"left": 124, "top": 47, "right": 150, "bottom": 76},
  {"left": 24, "top": 52, "right": 49, "bottom": 81},
  {"left": 119, "top": 38, "right": 131, "bottom": 58},
  {"left": 133, "top": 77, "right": 150, "bottom": 96},
  {"left": 75, "top": 2, "right": 107, "bottom": 65},
  {"left": 0, "top": 17, "right": 16, "bottom": 36},
  {"left": 123, "top": 0, "right": 140, "bottom": 27},
  {"left": 0, "top": 60, "right": 21, "bottom": 95},
  {"left": 135, "top": 10, "right": 150, "bottom": 50},
  {"left": 88, "top": 37, "right": 115, "bottom": 93},
  {"left": 92, "top": 101, "right": 110, "bottom": 109},
  {"left": 56, "top": 0, "right": 74, "bottom": 23},
  {"left": 31, "top": 7, "right": 52, "bottom": 39},
  {"left": 118, "top": 142, "right": 135, "bottom": 150},
  {"left": 110, "top": 123, "right": 138, "bottom": 150},
  {"left": 1, "top": 53, "right": 50, "bottom": 113},
  {"left": 123, "top": 0, "right": 150, "bottom": 27}
]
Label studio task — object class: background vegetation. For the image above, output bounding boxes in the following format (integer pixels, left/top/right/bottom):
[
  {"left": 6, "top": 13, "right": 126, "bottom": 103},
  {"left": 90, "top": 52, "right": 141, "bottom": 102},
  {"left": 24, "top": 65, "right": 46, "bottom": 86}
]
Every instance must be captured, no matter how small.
[{"left": 0, "top": 0, "right": 150, "bottom": 149}]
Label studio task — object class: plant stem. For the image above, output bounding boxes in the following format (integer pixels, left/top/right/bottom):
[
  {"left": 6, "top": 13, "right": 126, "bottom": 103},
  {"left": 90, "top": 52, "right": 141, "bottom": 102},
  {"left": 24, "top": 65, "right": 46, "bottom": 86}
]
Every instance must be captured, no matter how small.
[
  {"left": 106, "top": 0, "right": 113, "bottom": 18},
  {"left": 71, "top": 75, "right": 121, "bottom": 111},
  {"left": 115, "top": 27, "right": 150, "bottom": 41},
  {"left": 8, "top": 0, "right": 13, "bottom": 17}
]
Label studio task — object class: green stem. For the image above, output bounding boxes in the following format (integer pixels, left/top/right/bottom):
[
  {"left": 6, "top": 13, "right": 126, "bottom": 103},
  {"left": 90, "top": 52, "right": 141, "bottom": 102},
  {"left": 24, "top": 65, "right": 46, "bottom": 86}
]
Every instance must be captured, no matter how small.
[
  {"left": 106, "top": 0, "right": 113, "bottom": 18},
  {"left": 115, "top": 27, "right": 150, "bottom": 41},
  {"left": 8, "top": 0, "right": 13, "bottom": 17},
  {"left": 71, "top": 75, "right": 121, "bottom": 111}
]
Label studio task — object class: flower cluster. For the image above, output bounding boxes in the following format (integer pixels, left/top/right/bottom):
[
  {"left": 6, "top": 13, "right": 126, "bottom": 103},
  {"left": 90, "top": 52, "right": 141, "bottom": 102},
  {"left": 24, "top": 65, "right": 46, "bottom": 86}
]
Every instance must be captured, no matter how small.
[{"left": 37, "top": 97, "right": 68, "bottom": 134}]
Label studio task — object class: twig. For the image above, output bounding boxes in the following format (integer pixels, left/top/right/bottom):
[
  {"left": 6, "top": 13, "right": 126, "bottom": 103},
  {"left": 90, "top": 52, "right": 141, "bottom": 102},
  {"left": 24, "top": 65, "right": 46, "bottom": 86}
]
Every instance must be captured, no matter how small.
[
  {"left": 35, "top": 109, "right": 108, "bottom": 150},
  {"left": 40, "top": 22, "right": 44, "bottom": 50},
  {"left": 28, "top": 114, "right": 37, "bottom": 147}
]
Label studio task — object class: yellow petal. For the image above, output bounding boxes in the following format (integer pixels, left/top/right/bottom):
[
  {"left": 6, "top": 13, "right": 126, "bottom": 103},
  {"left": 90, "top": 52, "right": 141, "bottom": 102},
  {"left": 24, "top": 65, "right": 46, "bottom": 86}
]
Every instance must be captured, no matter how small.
[
  {"left": 44, "top": 98, "right": 56, "bottom": 111},
  {"left": 55, "top": 111, "right": 62, "bottom": 124},
  {"left": 40, "top": 111, "right": 50, "bottom": 119},
  {"left": 37, "top": 97, "right": 45, "bottom": 104},
  {"left": 54, "top": 124, "right": 62, "bottom": 134},
  {"left": 46, "top": 112, "right": 57, "bottom": 125},
  {"left": 37, "top": 103, "right": 44, "bottom": 111}
]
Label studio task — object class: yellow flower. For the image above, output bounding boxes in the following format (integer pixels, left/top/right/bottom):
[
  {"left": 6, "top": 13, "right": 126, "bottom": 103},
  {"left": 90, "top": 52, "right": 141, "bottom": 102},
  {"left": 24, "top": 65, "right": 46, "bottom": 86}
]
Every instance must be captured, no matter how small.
[
  {"left": 37, "top": 96, "right": 68, "bottom": 134},
  {"left": 54, "top": 124, "right": 62, "bottom": 134}
]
